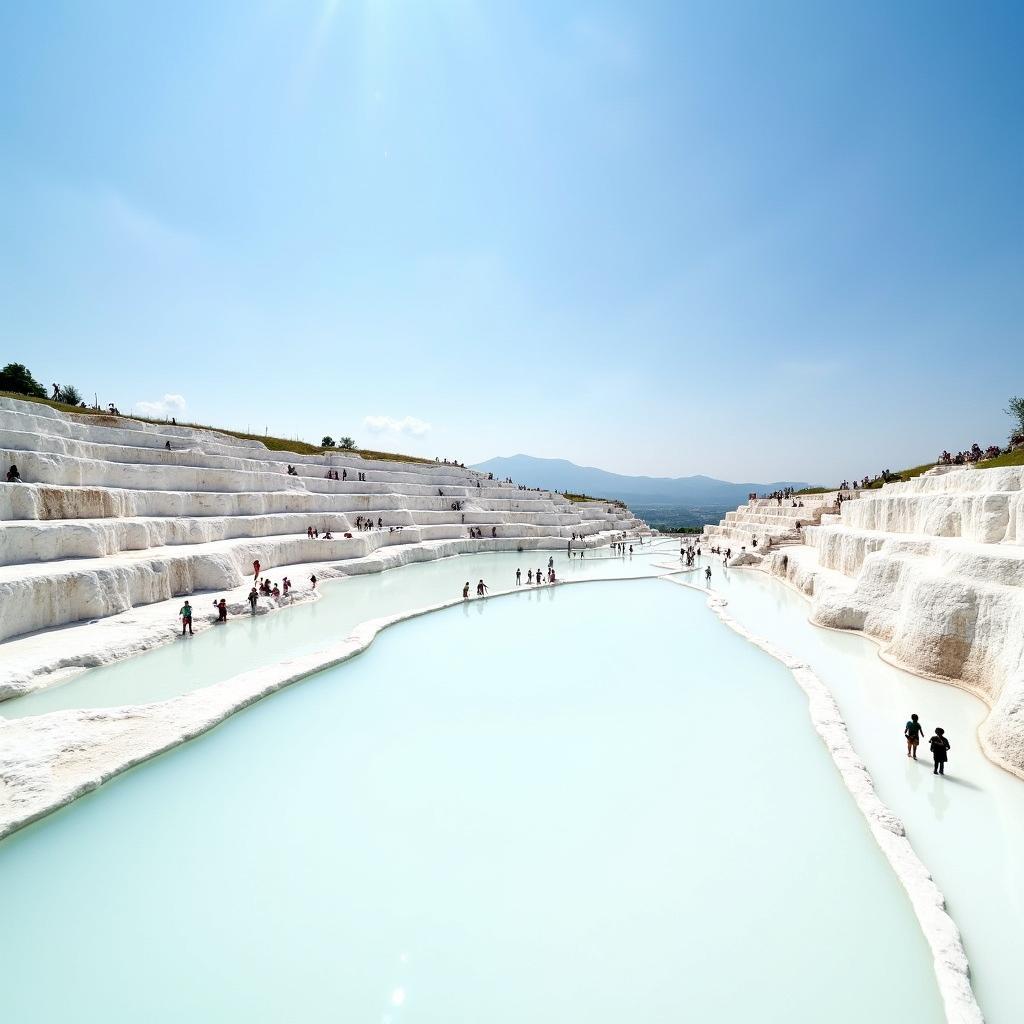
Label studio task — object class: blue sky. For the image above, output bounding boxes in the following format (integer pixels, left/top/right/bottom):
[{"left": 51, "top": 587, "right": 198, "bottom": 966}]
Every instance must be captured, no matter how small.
[{"left": 2, "top": 1, "right": 1022, "bottom": 483}]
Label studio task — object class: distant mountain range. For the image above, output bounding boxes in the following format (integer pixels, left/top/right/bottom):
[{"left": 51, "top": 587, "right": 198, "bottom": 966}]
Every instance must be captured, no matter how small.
[{"left": 472, "top": 455, "right": 813, "bottom": 507}]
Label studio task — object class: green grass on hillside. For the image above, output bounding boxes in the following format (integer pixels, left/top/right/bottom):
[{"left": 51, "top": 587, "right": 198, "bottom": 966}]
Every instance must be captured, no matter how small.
[
  {"left": 562, "top": 492, "right": 624, "bottom": 506},
  {"left": 0, "top": 391, "right": 433, "bottom": 464},
  {"left": 862, "top": 461, "right": 937, "bottom": 489},
  {"left": 977, "top": 447, "right": 1024, "bottom": 469}
]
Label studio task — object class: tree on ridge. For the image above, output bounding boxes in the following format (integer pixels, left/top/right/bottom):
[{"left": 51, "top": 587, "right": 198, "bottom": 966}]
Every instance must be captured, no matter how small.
[
  {"left": 1005, "top": 395, "right": 1024, "bottom": 441},
  {"left": 0, "top": 362, "right": 47, "bottom": 398}
]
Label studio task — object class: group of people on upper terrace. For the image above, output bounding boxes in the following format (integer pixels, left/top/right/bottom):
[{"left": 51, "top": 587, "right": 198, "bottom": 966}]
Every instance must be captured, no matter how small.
[{"left": 938, "top": 444, "right": 1000, "bottom": 466}]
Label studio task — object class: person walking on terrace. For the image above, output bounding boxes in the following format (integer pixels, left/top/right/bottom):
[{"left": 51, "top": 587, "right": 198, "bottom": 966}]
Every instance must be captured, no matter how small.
[
  {"left": 476, "top": 579, "right": 488, "bottom": 597},
  {"left": 179, "top": 600, "right": 193, "bottom": 636},
  {"left": 463, "top": 582, "right": 471, "bottom": 599},
  {"left": 705, "top": 566, "right": 712, "bottom": 585},
  {"left": 516, "top": 568, "right": 522, "bottom": 586},
  {"left": 253, "top": 559, "right": 261, "bottom": 579},
  {"left": 248, "top": 587, "right": 258, "bottom": 614},
  {"left": 929, "top": 728, "right": 950, "bottom": 775},
  {"left": 905, "top": 713, "right": 924, "bottom": 759}
]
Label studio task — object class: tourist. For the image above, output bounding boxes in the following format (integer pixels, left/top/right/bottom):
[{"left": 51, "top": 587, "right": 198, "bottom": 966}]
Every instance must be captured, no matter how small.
[
  {"left": 165, "top": 440, "right": 171, "bottom": 450},
  {"left": 516, "top": 568, "right": 522, "bottom": 586},
  {"left": 527, "top": 569, "right": 534, "bottom": 584},
  {"left": 272, "top": 583, "right": 281, "bottom": 598},
  {"left": 253, "top": 558, "right": 261, "bottom": 579},
  {"left": 905, "top": 713, "right": 924, "bottom": 759},
  {"left": 309, "top": 573, "right": 317, "bottom": 589},
  {"left": 6, "top": 464, "right": 22, "bottom": 482},
  {"left": 477, "top": 579, "right": 488, "bottom": 596},
  {"left": 248, "top": 587, "right": 258, "bottom": 614},
  {"left": 463, "top": 582, "right": 470, "bottom": 599},
  {"left": 179, "top": 600, "right": 193, "bottom": 636},
  {"left": 705, "top": 566, "right": 712, "bottom": 584},
  {"left": 548, "top": 556, "right": 554, "bottom": 569},
  {"left": 217, "top": 598, "right": 228, "bottom": 622},
  {"left": 929, "top": 728, "right": 950, "bottom": 775}
]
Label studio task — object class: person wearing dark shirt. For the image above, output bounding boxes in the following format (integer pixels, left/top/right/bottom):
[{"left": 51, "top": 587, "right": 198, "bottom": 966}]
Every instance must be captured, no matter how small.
[{"left": 929, "top": 728, "right": 950, "bottom": 775}]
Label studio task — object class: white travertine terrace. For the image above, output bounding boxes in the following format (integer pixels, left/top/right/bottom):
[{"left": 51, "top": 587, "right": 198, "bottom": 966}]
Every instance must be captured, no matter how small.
[
  {"left": 0, "top": 395, "right": 646, "bottom": 696},
  {"left": 706, "top": 468, "right": 1024, "bottom": 777},
  {"left": 702, "top": 494, "right": 839, "bottom": 550}
]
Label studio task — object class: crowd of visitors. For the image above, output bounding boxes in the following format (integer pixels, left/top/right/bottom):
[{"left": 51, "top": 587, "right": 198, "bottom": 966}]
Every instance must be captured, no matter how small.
[{"left": 938, "top": 444, "right": 1001, "bottom": 465}]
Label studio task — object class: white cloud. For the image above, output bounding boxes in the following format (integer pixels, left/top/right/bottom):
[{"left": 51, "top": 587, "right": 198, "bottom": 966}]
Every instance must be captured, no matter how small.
[
  {"left": 363, "top": 415, "right": 432, "bottom": 437},
  {"left": 135, "top": 393, "right": 187, "bottom": 417}
]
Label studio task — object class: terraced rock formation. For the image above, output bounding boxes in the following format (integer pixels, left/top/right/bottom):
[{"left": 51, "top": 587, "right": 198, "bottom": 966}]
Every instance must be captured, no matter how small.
[
  {"left": 0, "top": 396, "right": 646, "bottom": 698},
  {"left": 706, "top": 468, "right": 1024, "bottom": 775}
]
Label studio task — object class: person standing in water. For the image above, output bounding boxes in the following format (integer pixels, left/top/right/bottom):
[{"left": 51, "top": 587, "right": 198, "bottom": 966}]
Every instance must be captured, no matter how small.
[
  {"left": 309, "top": 573, "right": 317, "bottom": 589},
  {"left": 516, "top": 568, "right": 522, "bottom": 586},
  {"left": 705, "top": 566, "right": 712, "bottom": 584},
  {"left": 929, "top": 728, "right": 950, "bottom": 775},
  {"left": 477, "top": 579, "right": 488, "bottom": 596},
  {"left": 248, "top": 587, "right": 258, "bottom": 614},
  {"left": 463, "top": 582, "right": 470, "bottom": 599},
  {"left": 179, "top": 600, "right": 193, "bottom": 636},
  {"left": 905, "top": 714, "right": 924, "bottom": 759}
]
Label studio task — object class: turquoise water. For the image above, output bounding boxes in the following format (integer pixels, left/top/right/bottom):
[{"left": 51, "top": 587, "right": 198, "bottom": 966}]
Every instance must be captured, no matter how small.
[
  {"left": 2, "top": 546, "right": 672, "bottom": 718},
  {"left": 709, "top": 565, "right": 1024, "bottom": 1024},
  {"left": 0, "top": 580, "right": 942, "bottom": 1023}
]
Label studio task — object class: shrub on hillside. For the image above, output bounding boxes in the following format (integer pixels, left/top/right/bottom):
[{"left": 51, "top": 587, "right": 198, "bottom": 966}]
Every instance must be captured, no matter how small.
[
  {"left": 321, "top": 436, "right": 335, "bottom": 448},
  {"left": 339, "top": 436, "right": 356, "bottom": 450},
  {"left": 0, "top": 362, "right": 47, "bottom": 398},
  {"left": 61, "top": 384, "right": 83, "bottom": 406}
]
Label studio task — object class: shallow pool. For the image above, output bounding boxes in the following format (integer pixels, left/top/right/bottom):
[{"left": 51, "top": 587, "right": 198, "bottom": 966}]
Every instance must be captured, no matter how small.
[
  {"left": 1, "top": 544, "right": 674, "bottom": 718},
  {"left": 709, "top": 564, "right": 1024, "bottom": 1024},
  {"left": 0, "top": 579, "right": 942, "bottom": 1023}
]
